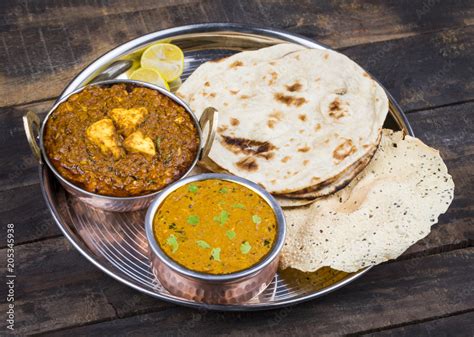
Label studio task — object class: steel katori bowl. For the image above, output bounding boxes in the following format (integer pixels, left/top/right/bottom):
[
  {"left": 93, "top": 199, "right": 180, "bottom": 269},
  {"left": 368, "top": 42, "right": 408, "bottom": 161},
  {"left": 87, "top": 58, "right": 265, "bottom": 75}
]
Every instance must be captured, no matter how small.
[
  {"left": 145, "top": 173, "right": 287, "bottom": 304},
  {"left": 23, "top": 79, "right": 218, "bottom": 212}
]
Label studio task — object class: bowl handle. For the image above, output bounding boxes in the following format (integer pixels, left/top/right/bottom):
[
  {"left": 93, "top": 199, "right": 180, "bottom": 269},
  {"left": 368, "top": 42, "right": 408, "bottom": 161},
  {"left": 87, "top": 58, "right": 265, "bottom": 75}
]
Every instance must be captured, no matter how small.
[
  {"left": 22, "top": 111, "right": 42, "bottom": 162},
  {"left": 198, "top": 107, "right": 218, "bottom": 161}
]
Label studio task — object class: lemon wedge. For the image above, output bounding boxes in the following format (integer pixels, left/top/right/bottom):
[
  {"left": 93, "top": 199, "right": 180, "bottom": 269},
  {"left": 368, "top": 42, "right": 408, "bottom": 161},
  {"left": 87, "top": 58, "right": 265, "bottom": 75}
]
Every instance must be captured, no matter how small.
[
  {"left": 129, "top": 67, "right": 170, "bottom": 90},
  {"left": 140, "top": 43, "right": 184, "bottom": 82}
]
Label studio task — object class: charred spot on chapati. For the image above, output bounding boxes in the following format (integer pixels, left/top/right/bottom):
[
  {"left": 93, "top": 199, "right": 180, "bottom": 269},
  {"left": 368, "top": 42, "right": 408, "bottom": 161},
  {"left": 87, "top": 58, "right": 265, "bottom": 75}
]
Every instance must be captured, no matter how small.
[
  {"left": 267, "top": 110, "right": 283, "bottom": 129},
  {"left": 217, "top": 124, "right": 229, "bottom": 133},
  {"left": 221, "top": 135, "right": 276, "bottom": 160},
  {"left": 298, "top": 146, "right": 311, "bottom": 153},
  {"left": 335, "top": 87, "right": 348, "bottom": 95},
  {"left": 210, "top": 56, "right": 227, "bottom": 63},
  {"left": 274, "top": 93, "right": 307, "bottom": 107},
  {"left": 235, "top": 156, "right": 258, "bottom": 171},
  {"left": 267, "top": 71, "right": 279, "bottom": 85},
  {"left": 298, "top": 114, "right": 307, "bottom": 121},
  {"left": 328, "top": 97, "right": 349, "bottom": 119},
  {"left": 333, "top": 139, "right": 357, "bottom": 162},
  {"left": 229, "top": 60, "right": 243, "bottom": 68},
  {"left": 230, "top": 118, "right": 240, "bottom": 126},
  {"left": 285, "top": 82, "right": 302, "bottom": 92}
]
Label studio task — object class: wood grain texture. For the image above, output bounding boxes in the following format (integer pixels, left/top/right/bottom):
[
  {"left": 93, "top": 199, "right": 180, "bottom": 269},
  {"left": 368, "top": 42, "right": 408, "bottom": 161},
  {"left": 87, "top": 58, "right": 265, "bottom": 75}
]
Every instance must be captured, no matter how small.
[
  {"left": 0, "top": 237, "right": 121, "bottom": 335},
  {"left": 0, "top": 184, "right": 61, "bottom": 248},
  {"left": 402, "top": 102, "right": 474, "bottom": 257},
  {"left": 0, "top": 1, "right": 473, "bottom": 335},
  {"left": 0, "top": 100, "right": 51, "bottom": 191},
  {"left": 363, "top": 311, "right": 474, "bottom": 337},
  {"left": 343, "top": 26, "right": 474, "bottom": 111},
  {"left": 29, "top": 248, "right": 473, "bottom": 336},
  {"left": 0, "top": 0, "right": 473, "bottom": 106}
]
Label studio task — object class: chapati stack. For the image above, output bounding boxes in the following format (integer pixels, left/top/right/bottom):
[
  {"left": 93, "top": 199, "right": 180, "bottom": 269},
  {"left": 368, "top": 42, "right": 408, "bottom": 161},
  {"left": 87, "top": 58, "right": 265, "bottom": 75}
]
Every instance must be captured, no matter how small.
[{"left": 177, "top": 44, "right": 388, "bottom": 199}]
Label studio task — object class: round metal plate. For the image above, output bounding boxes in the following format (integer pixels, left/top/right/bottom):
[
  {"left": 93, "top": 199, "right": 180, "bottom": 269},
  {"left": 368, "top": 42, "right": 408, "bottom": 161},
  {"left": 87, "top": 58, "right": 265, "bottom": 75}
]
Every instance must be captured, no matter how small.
[{"left": 40, "top": 23, "right": 413, "bottom": 310}]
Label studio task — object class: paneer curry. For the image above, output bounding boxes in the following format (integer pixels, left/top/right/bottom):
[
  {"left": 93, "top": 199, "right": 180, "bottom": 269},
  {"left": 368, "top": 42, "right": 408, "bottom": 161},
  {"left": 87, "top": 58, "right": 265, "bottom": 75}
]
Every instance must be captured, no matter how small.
[
  {"left": 44, "top": 84, "right": 199, "bottom": 196},
  {"left": 153, "top": 179, "right": 277, "bottom": 274}
]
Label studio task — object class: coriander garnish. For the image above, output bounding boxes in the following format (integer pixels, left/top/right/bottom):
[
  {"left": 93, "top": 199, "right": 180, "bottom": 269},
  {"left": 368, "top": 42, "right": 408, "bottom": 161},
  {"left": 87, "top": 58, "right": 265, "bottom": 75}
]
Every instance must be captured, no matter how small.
[
  {"left": 188, "top": 184, "right": 199, "bottom": 193},
  {"left": 232, "top": 203, "right": 245, "bottom": 209},
  {"left": 210, "top": 247, "right": 221, "bottom": 261},
  {"left": 240, "top": 241, "right": 252, "bottom": 254},
  {"left": 213, "top": 210, "right": 229, "bottom": 226},
  {"left": 219, "top": 187, "right": 229, "bottom": 194},
  {"left": 196, "top": 240, "right": 211, "bottom": 249},
  {"left": 187, "top": 215, "right": 200, "bottom": 225},
  {"left": 166, "top": 234, "right": 179, "bottom": 253},
  {"left": 226, "top": 230, "right": 236, "bottom": 240},
  {"left": 252, "top": 215, "right": 262, "bottom": 225}
]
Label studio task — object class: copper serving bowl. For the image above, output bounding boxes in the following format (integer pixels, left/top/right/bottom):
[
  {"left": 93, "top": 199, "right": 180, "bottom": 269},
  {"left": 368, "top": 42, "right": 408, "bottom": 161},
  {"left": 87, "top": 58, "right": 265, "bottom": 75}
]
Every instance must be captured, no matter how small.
[
  {"left": 23, "top": 79, "right": 217, "bottom": 212},
  {"left": 145, "top": 173, "right": 286, "bottom": 304}
]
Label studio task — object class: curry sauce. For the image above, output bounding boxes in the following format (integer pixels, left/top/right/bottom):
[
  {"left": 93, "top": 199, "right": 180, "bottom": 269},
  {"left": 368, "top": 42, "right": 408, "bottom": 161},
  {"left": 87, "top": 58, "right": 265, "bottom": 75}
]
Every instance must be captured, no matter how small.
[
  {"left": 153, "top": 179, "right": 277, "bottom": 274},
  {"left": 43, "top": 84, "right": 199, "bottom": 197}
]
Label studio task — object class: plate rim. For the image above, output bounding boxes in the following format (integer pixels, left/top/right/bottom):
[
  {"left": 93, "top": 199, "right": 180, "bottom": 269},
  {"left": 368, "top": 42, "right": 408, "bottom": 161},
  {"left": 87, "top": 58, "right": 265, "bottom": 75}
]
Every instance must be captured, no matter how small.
[{"left": 40, "top": 22, "right": 413, "bottom": 311}]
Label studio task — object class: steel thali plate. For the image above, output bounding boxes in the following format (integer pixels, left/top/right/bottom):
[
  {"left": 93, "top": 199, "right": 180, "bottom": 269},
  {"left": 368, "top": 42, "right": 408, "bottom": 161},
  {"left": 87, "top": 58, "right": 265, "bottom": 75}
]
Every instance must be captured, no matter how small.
[{"left": 40, "top": 23, "right": 413, "bottom": 310}]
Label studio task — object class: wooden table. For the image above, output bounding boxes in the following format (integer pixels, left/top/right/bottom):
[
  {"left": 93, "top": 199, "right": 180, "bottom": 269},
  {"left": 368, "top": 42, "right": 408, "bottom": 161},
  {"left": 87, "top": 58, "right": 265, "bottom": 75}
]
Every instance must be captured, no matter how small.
[{"left": 1, "top": 1, "right": 473, "bottom": 335}]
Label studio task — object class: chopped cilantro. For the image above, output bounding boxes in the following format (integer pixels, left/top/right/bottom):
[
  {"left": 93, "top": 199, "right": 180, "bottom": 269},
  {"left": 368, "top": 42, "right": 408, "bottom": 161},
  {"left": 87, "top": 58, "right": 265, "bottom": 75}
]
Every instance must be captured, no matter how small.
[
  {"left": 232, "top": 203, "right": 246, "bottom": 209},
  {"left": 252, "top": 215, "right": 262, "bottom": 225},
  {"left": 166, "top": 234, "right": 179, "bottom": 253},
  {"left": 188, "top": 184, "right": 199, "bottom": 193},
  {"left": 213, "top": 210, "right": 229, "bottom": 226},
  {"left": 226, "top": 230, "right": 236, "bottom": 240},
  {"left": 187, "top": 215, "right": 200, "bottom": 225},
  {"left": 219, "top": 187, "right": 229, "bottom": 194},
  {"left": 263, "top": 239, "right": 271, "bottom": 247},
  {"left": 211, "top": 247, "right": 221, "bottom": 261},
  {"left": 196, "top": 240, "right": 211, "bottom": 249},
  {"left": 240, "top": 241, "right": 252, "bottom": 254}
]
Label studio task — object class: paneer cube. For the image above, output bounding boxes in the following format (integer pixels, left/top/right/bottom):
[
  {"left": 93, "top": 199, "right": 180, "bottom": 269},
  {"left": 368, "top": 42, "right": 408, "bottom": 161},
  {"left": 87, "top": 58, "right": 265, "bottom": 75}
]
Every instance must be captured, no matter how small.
[
  {"left": 86, "top": 118, "right": 123, "bottom": 159},
  {"left": 123, "top": 131, "right": 156, "bottom": 156},
  {"left": 109, "top": 107, "right": 148, "bottom": 136}
]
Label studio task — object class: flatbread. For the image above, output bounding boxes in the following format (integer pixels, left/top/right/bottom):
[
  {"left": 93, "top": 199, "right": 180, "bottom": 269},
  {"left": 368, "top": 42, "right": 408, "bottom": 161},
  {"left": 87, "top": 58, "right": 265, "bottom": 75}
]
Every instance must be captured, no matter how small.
[
  {"left": 280, "top": 130, "right": 454, "bottom": 273},
  {"left": 278, "top": 136, "right": 379, "bottom": 199},
  {"left": 177, "top": 43, "right": 388, "bottom": 194}
]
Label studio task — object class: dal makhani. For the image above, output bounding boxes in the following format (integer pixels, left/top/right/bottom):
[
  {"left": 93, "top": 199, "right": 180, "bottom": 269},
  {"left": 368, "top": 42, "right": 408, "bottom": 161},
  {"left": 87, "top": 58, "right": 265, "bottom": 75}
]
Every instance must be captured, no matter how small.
[{"left": 153, "top": 179, "right": 277, "bottom": 274}]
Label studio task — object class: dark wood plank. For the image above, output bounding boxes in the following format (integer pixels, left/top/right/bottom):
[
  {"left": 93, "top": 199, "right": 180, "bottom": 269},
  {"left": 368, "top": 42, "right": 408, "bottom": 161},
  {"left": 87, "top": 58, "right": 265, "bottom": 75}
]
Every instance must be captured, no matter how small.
[
  {"left": 0, "top": 100, "right": 51, "bottom": 191},
  {"left": 32, "top": 248, "right": 474, "bottom": 336},
  {"left": 402, "top": 102, "right": 474, "bottom": 256},
  {"left": 1, "top": 0, "right": 472, "bottom": 46},
  {"left": 0, "top": 184, "right": 61, "bottom": 248},
  {"left": 0, "top": 237, "right": 170, "bottom": 335},
  {"left": 344, "top": 26, "right": 474, "bottom": 111},
  {"left": 0, "top": 0, "right": 473, "bottom": 106},
  {"left": 364, "top": 311, "right": 474, "bottom": 337}
]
